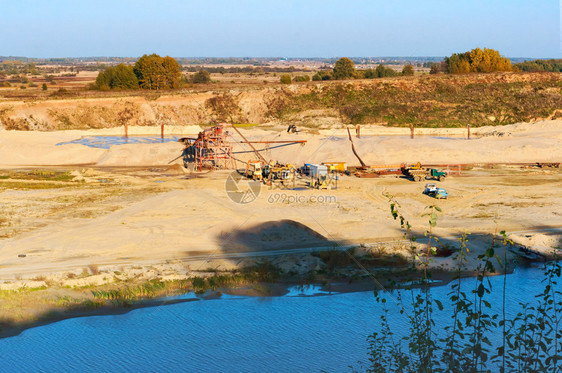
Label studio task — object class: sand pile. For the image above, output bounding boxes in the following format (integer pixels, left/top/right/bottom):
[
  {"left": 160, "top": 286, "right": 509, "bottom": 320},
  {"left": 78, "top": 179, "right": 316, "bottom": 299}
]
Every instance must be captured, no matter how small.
[
  {"left": 218, "top": 220, "right": 330, "bottom": 252},
  {"left": 509, "top": 233, "right": 562, "bottom": 257}
]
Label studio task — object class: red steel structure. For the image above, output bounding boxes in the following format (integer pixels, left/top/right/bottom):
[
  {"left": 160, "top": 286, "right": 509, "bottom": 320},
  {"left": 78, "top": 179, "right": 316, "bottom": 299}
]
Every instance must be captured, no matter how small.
[
  {"left": 186, "top": 123, "right": 307, "bottom": 171},
  {"left": 193, "top": 124, "right": 235, "bottom": 171}
]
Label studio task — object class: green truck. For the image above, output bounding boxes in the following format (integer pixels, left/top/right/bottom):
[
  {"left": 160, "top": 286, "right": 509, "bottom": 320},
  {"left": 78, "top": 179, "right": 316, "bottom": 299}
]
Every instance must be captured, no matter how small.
[{"left": 405, "top": 167, "right": 447, "bottom": 182}]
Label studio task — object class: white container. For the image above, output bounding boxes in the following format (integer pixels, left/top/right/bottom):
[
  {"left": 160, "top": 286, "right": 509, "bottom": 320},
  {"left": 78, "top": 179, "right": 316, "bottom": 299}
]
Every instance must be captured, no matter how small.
[{"left": 310, "top": 164, "right": 328, "bottom": 179}]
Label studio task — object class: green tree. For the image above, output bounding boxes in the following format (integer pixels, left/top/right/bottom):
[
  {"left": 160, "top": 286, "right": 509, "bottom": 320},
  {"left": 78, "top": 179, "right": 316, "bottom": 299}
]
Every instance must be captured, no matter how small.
[
  {"left": 95, "top": 66, "right": 114, "bottom": 90},
  {"left": 515, "top": 59, "right": 562, "bottom": 72},
  {"left": 111, "top": 64, "right": 138, "bottom": 89},
  {"left": 94, "top": 64, "right": 138, "bottom": 90},
  {"left": 42, "top": 83, "right": 47, "bottom": 91},
  {"left": 333, "top": 57, "right": 355, "bottom": 80},
  {"left": 280, "top": 74, "right": 292, "bottom": 84},
  {"left": 402, "top": 64, "right": 414, "bottom": 76}
]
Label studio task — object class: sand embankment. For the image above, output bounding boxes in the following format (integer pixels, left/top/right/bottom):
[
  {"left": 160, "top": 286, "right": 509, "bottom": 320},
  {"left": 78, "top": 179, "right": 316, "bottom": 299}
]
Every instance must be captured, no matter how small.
[
  {"left": 0, "top": 120, "right": 560, "bottom": 167},
  {"left": 0, "top": 125, "right": 200, "bottom": 167}
]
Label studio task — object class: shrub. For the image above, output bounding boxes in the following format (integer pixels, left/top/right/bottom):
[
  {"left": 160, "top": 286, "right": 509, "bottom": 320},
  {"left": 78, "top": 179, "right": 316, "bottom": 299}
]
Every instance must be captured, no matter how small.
[
  {"left": 49, "top": 88, "right": 70, "bottom": 97},
  {"left": 375, "top": 64, "right": 397, "bottom": 78},
  {"left": 363, "top": 69, "right": 376, "bottom": 79},
  {"left": 293, "top": 75, "right": 310, "bottom": 82},
  {"left": 42, "top": 83, "right": 47, "bottom": 90},
  {"left": 191, "top": 70, "right": 211, "bottom": 84},
  {"left": 88, "top": 264, "right": 100, "bottom": 275},
  {"left": 364, "top": 196, "right": 562, "bottom": 372},
  {"left": 280, "top": 74, "right": 292, "bottom": 84},
  {"left": 429, "top": 63, "right": 440, "bottom": 74},
  {"left": 312, "top": 70, "right": 332, "bottom": 81},
  {"left": 205, "top": 92, "right": 242, "bottom": 122},
  {"left": 264, "top": 73, "right": 562, "bottom": 127},
  {"left": 402, "top": 64, "right": 415, "bottom": 76}
]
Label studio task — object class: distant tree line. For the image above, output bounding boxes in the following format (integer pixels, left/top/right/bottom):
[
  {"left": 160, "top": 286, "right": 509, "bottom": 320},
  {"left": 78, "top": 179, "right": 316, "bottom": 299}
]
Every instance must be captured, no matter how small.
[
  {"left": 94, "top": 54, "right": 182, "bottom": 90},
  {"left": 310, "top": 57, "right": 415, "bottom": 81},
  {"left": 515, "top": 59, "right": 562, "bottom": 72},
  {"left": 0, "top": 61, "right": 38, "bottom": 75},
  {"left": 183, "top": 65, "right": 307, "bottom": 74}
]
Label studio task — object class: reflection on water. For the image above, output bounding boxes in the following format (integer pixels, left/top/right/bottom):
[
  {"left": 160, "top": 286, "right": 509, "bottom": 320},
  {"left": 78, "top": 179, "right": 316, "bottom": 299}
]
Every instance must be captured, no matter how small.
[
  {"left": 55, "top": 134, "right": 472, "bottom": 151},
  {"left": 0, "top": 266, "right": 548, "bottom": 372},
  {"left": 57, "top": 136, "right": 181, "bottom": 149},
  {"left": 285, "top": 284, "right": 335, "bottom": 297}
]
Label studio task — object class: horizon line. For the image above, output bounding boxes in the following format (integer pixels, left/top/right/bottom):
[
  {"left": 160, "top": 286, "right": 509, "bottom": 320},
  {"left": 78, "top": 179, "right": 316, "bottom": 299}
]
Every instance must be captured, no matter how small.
[{"left": 0, "top": 55, "right": 556, "bottom": 61}]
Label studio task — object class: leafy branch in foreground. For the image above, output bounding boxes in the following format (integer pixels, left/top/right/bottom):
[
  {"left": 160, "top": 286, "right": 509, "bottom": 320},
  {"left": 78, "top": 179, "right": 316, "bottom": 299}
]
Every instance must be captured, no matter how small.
[{"left": 363, "top": 195, "right": 562, "bottom": 372}]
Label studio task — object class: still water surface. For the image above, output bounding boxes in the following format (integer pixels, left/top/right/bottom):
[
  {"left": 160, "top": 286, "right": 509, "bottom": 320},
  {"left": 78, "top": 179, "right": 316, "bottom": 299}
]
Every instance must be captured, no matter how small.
[
  {"left": 0, "top": 265, "right": 548, "bottom": 372},
  {"left": 57, "top": 136, "right": 181, "bottom": 149}
]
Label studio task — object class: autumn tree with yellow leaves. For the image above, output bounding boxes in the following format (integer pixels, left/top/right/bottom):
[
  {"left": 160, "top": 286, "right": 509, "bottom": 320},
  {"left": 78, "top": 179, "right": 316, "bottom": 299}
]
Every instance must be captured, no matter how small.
[{"left": 445, "top": 48, "right": 512, "bottom": 73}]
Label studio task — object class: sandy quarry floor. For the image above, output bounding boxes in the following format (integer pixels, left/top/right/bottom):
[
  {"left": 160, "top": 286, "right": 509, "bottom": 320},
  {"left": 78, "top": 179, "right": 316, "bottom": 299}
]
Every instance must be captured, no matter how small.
[
  {"left": 0, "top": 120, "right": 560, "bottom": 288},
  {"left": 0, "top": 120, "right": 561, "bottom": 168}
]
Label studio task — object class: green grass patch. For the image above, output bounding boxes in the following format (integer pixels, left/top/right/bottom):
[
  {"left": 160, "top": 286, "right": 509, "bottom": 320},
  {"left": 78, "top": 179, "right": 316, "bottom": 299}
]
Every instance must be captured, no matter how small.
[
  {"left": 91, "top": 279, "right": 189, "bottom": 305},
  {"left": 0, "top": 169, "right": 74, "bottom": 181}
]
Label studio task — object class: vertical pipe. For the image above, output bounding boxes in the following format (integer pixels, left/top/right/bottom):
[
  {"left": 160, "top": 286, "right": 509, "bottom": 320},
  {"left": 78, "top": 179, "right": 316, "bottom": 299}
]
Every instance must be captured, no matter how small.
[
  {"left": 124, "top": 122, "right": 128, "bottom": 138},
  {"left": 356, "top": 124, "right": 361, "bottom": 138},
  {"left": 161, "top": 124, "right": 164, "bottom": 139},
  {"left": 410, "top": 124, "right": 414, "bottom": 139},
  {"left": 467, "top": 124, "right": 471, "bottom": 140}
]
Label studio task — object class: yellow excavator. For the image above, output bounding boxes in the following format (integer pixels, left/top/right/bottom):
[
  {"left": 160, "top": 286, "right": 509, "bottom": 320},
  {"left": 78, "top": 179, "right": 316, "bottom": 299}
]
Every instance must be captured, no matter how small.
[
  {"left": 268, "top": 162, "right": 296, "bottom": 183},
  {"left": 245, "top": 160, "right": 264, "bottom": 181}
]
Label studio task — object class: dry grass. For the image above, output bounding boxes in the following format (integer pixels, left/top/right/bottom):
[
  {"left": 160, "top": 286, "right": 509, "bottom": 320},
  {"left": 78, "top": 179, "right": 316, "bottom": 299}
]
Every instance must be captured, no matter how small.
[
  {"left": 265, "top": 73, "right": 562, "bottom": 127},
  {"left": 0, "top": 181, "right": 74, "bottom": 190},
  {"left": 87, "top": 264, "right": 100, "bottom": 275}
]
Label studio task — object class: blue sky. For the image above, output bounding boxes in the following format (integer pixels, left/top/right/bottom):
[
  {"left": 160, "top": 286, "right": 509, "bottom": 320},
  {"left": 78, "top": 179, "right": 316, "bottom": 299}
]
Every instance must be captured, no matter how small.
[{"left": 1, "top": 0, "right": 560, "bottom": 58}]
